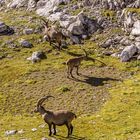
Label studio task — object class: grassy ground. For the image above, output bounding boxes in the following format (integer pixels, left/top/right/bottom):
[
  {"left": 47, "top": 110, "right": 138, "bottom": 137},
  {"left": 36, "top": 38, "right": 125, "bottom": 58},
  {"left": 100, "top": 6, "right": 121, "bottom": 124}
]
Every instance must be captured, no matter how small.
[{"left": 0, "top": 9, "right": 140, "bottom": 140}]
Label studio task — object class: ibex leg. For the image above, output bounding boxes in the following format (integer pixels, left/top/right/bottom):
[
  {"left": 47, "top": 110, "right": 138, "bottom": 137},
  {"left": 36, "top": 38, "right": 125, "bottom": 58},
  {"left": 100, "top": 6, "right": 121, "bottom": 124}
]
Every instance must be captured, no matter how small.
[
  {"left": 66, "top": 122, "right": 71, "bottom": 137},
  {"left": 48, "top": 124, "right": 52, "bottom": 136},
  {"left": 53, "top": 124, "right": 56, "bottom": 135}
]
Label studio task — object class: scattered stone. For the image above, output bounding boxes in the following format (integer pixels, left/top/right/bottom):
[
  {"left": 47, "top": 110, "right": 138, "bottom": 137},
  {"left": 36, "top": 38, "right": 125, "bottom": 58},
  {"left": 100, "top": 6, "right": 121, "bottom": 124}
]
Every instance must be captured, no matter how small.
[
  {"left": 19, "top": 39, "right": 33, "bottom": 48},
  {"left": 27, "top": 51, "right": 46, "bottom": 63},
  {"left": 23, "top": 28, "right": 34, "bottom": 35},
  {"left": 111, "top": 52, "right": 120, "bottom": 58},
  {"left": 31, "top": 128, "right": 37, "bottom": 132},
  {"left": 5, "top": 130, "right": 17, "bottom": 136}
]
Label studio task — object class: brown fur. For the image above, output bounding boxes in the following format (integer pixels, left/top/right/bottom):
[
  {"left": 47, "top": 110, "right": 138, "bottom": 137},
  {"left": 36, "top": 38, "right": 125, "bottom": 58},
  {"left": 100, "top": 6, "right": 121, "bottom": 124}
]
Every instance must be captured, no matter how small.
[
  {"left": 66, "top": 49, "right": 106, "bottom": 78},
  {"left": 67, "top": 56, "right": 87, "bottom": 78},
  {"left": 41, "top": 18, "right": 66, "bottom": 50},
  {"left": 34, "top": 96, "right": 76, "bottom": 137}
]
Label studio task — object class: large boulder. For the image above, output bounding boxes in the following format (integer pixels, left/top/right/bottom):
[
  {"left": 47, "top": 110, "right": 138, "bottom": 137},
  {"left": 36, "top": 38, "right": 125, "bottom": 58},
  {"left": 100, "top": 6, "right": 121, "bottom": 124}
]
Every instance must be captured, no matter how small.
[
  {"left": 131, "top": 20, "right": 140, "bottom": 36},
  {"left": 0, "top": 21, "right": 14, "bottom": 35},
  {"left": 60, "top": 11, "right": 99, "bottom": 37},
  {"left": 120, "top": 44, "right": 137, "bottom": 62}
]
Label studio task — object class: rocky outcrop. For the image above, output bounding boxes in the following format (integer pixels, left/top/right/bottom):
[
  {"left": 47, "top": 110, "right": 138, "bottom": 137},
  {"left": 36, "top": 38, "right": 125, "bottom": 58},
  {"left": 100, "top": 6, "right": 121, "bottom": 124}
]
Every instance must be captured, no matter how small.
[
  {"left": 92, "top": 0, "right": 138, "bottom": 10},
  {"left": 0, "top": 21, "right": 14, "bottom": 35},
  {"left": 131, "top": 20, "right": 140, "bottom": 36},
  {"left": 36, "top": 0, "right": 70, "bottom": 17},
  {"left": 120, "top": 44, "right": 137, "bottom": 62},
  {"left": 7, "top": 0, "right": 28, "bottom": 8}
]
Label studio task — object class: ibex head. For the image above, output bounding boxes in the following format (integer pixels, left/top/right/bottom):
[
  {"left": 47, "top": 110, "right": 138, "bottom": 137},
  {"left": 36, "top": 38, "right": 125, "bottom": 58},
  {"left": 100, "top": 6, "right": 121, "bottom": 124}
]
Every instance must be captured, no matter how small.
[{"left": 34, "top": 96, "right": 54, "bottom": 113}]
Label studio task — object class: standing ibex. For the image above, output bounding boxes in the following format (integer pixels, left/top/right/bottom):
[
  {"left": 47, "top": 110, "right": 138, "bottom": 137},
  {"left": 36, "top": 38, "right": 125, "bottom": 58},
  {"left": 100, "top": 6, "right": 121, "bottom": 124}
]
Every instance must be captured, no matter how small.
[
  {"left": 66, "top": 48, "right": 106, "bottom": 78},
  {"left": 41, "top": 18, "right": 66, "bottom": 50},
  {"left": 34, "top": 96, "right": 76, "bottom": 137}
]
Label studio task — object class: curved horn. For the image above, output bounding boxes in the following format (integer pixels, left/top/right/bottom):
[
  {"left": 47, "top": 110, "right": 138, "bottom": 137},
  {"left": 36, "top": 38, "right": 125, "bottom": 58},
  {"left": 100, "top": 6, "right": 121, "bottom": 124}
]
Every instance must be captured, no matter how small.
[
  {"left": 37, "top": 96, "right": 54, "bottom": 108},
  {"left": 40, "top": 18, "right": 49, "bottom": 28}
]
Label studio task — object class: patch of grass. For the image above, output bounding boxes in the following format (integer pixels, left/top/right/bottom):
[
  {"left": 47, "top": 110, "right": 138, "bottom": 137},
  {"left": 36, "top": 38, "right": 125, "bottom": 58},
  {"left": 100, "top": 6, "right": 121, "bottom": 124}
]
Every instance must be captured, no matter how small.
[
  {"left": 101, "top": 9, "right": 116, "bottom": 21},
  {"left": 1, "top": 73, "right": 140, "bottom": 139},
  {"left": 56, "top": 85, "right": 71, "bottom": 93}
]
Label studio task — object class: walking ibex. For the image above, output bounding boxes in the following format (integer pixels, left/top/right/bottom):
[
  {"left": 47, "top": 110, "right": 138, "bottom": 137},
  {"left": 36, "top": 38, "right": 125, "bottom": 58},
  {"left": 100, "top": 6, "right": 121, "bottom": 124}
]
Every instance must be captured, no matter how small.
[
  {"left": 41, "top": 18, "right": 66, "bottom": 50},
  {"left": 34, "top": 96, "right": 76, "bottom": 137},
  {"left": 66, "top": 48, "right": 106, "bottom": 78}
]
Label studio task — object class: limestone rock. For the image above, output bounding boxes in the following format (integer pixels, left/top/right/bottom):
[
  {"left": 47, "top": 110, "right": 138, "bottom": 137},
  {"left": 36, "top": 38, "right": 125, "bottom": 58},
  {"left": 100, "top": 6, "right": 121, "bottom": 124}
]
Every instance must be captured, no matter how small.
[{"left": 120, "top": 44, "right": 137, "bottom": 62}]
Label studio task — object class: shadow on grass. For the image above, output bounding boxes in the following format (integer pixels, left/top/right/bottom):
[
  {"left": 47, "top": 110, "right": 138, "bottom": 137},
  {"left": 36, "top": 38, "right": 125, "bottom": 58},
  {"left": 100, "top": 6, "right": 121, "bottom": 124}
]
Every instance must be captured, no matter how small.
[{"left": 69, "top": 74, "right": 120, "bottom": 87}]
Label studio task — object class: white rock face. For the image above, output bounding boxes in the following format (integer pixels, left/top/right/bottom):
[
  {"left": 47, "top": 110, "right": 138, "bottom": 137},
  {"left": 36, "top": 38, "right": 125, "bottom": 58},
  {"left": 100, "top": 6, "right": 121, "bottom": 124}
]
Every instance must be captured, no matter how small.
[
  {"left": 131, "top": 20, "right": 140, "bottom": 36},
  {"left": 7, "top": 0, "right": 28, "bottom": 8},
  {"left": 36, "top": 0, "right": 70, "bottom": 17},
  {"left": 48, "top": 12, "right": 64, "bottom": 22},
  {"left": 120, "top": 44, "right": 137, "bottom": 62}
]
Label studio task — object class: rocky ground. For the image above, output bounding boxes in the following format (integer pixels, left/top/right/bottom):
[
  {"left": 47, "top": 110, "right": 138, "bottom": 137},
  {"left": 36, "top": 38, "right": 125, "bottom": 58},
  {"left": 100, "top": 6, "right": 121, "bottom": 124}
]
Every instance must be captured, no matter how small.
[{"left": 0, "top": 0, "right": 140, "bottom": 140}]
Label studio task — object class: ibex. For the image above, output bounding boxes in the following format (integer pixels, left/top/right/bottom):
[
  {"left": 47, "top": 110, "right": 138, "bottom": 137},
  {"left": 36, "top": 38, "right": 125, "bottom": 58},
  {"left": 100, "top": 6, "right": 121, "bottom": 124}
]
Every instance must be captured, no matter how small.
[
  {"left": 41, "top": 18, "right": 66, "bottom": 50},
  {"left": 67, "top": 49, "right": 106, "bottom": 78},
  {"left": 34, "top": 96, "right": 76, "bottom": 137}
]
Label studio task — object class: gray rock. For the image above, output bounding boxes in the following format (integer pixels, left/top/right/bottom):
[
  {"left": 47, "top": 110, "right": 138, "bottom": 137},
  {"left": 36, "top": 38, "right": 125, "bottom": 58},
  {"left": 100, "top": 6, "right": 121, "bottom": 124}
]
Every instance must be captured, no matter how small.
[
  {"left": 120, "top": 44, "right": 137, "bottom": 62},
  {"left": 131, "top": 20, "right": 140, "bottom": 36},
  {"left": 67, "top": 19, "right": 84, "bottom": 35},
  {"left": 7, "top": 0, "right": 28, "bottom": 8},
  {"left": 135, "top": 37, "right": 140, "bottom": 42},
  {"left": 135, "top": 42, "right": 140, "bottom": 53},
  {"left": 0, "top": 21, "right": 14, "bottom": 35},
  {"left": 70, "top": 35, "right": 81, "bottom": 44},
  {"left": 5, "top": 130, "right": 17, "bottom": 136},
  {"left": 120, "top": 37, "right": 132, "bottom": 46},
  {"left": 27, "top": 51, "right": 46, "bottom": 63},
  {"left": 27, "top": 0, "right": 37, "bottom": 10},
  {"left": 19, "top": 39, "right": 33, "bottom": 48},
  {"left": 36, "top": 0, "right": 70, "bottom": 17},
  {"left": 48, "top": 12, "right": 64, "bottom": 22},
  {"left": 31, "top": 128, "right": 37, "bottom": 132},
  {"left": 23, "top": 28, "right": 34, "bottom": 35}
]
